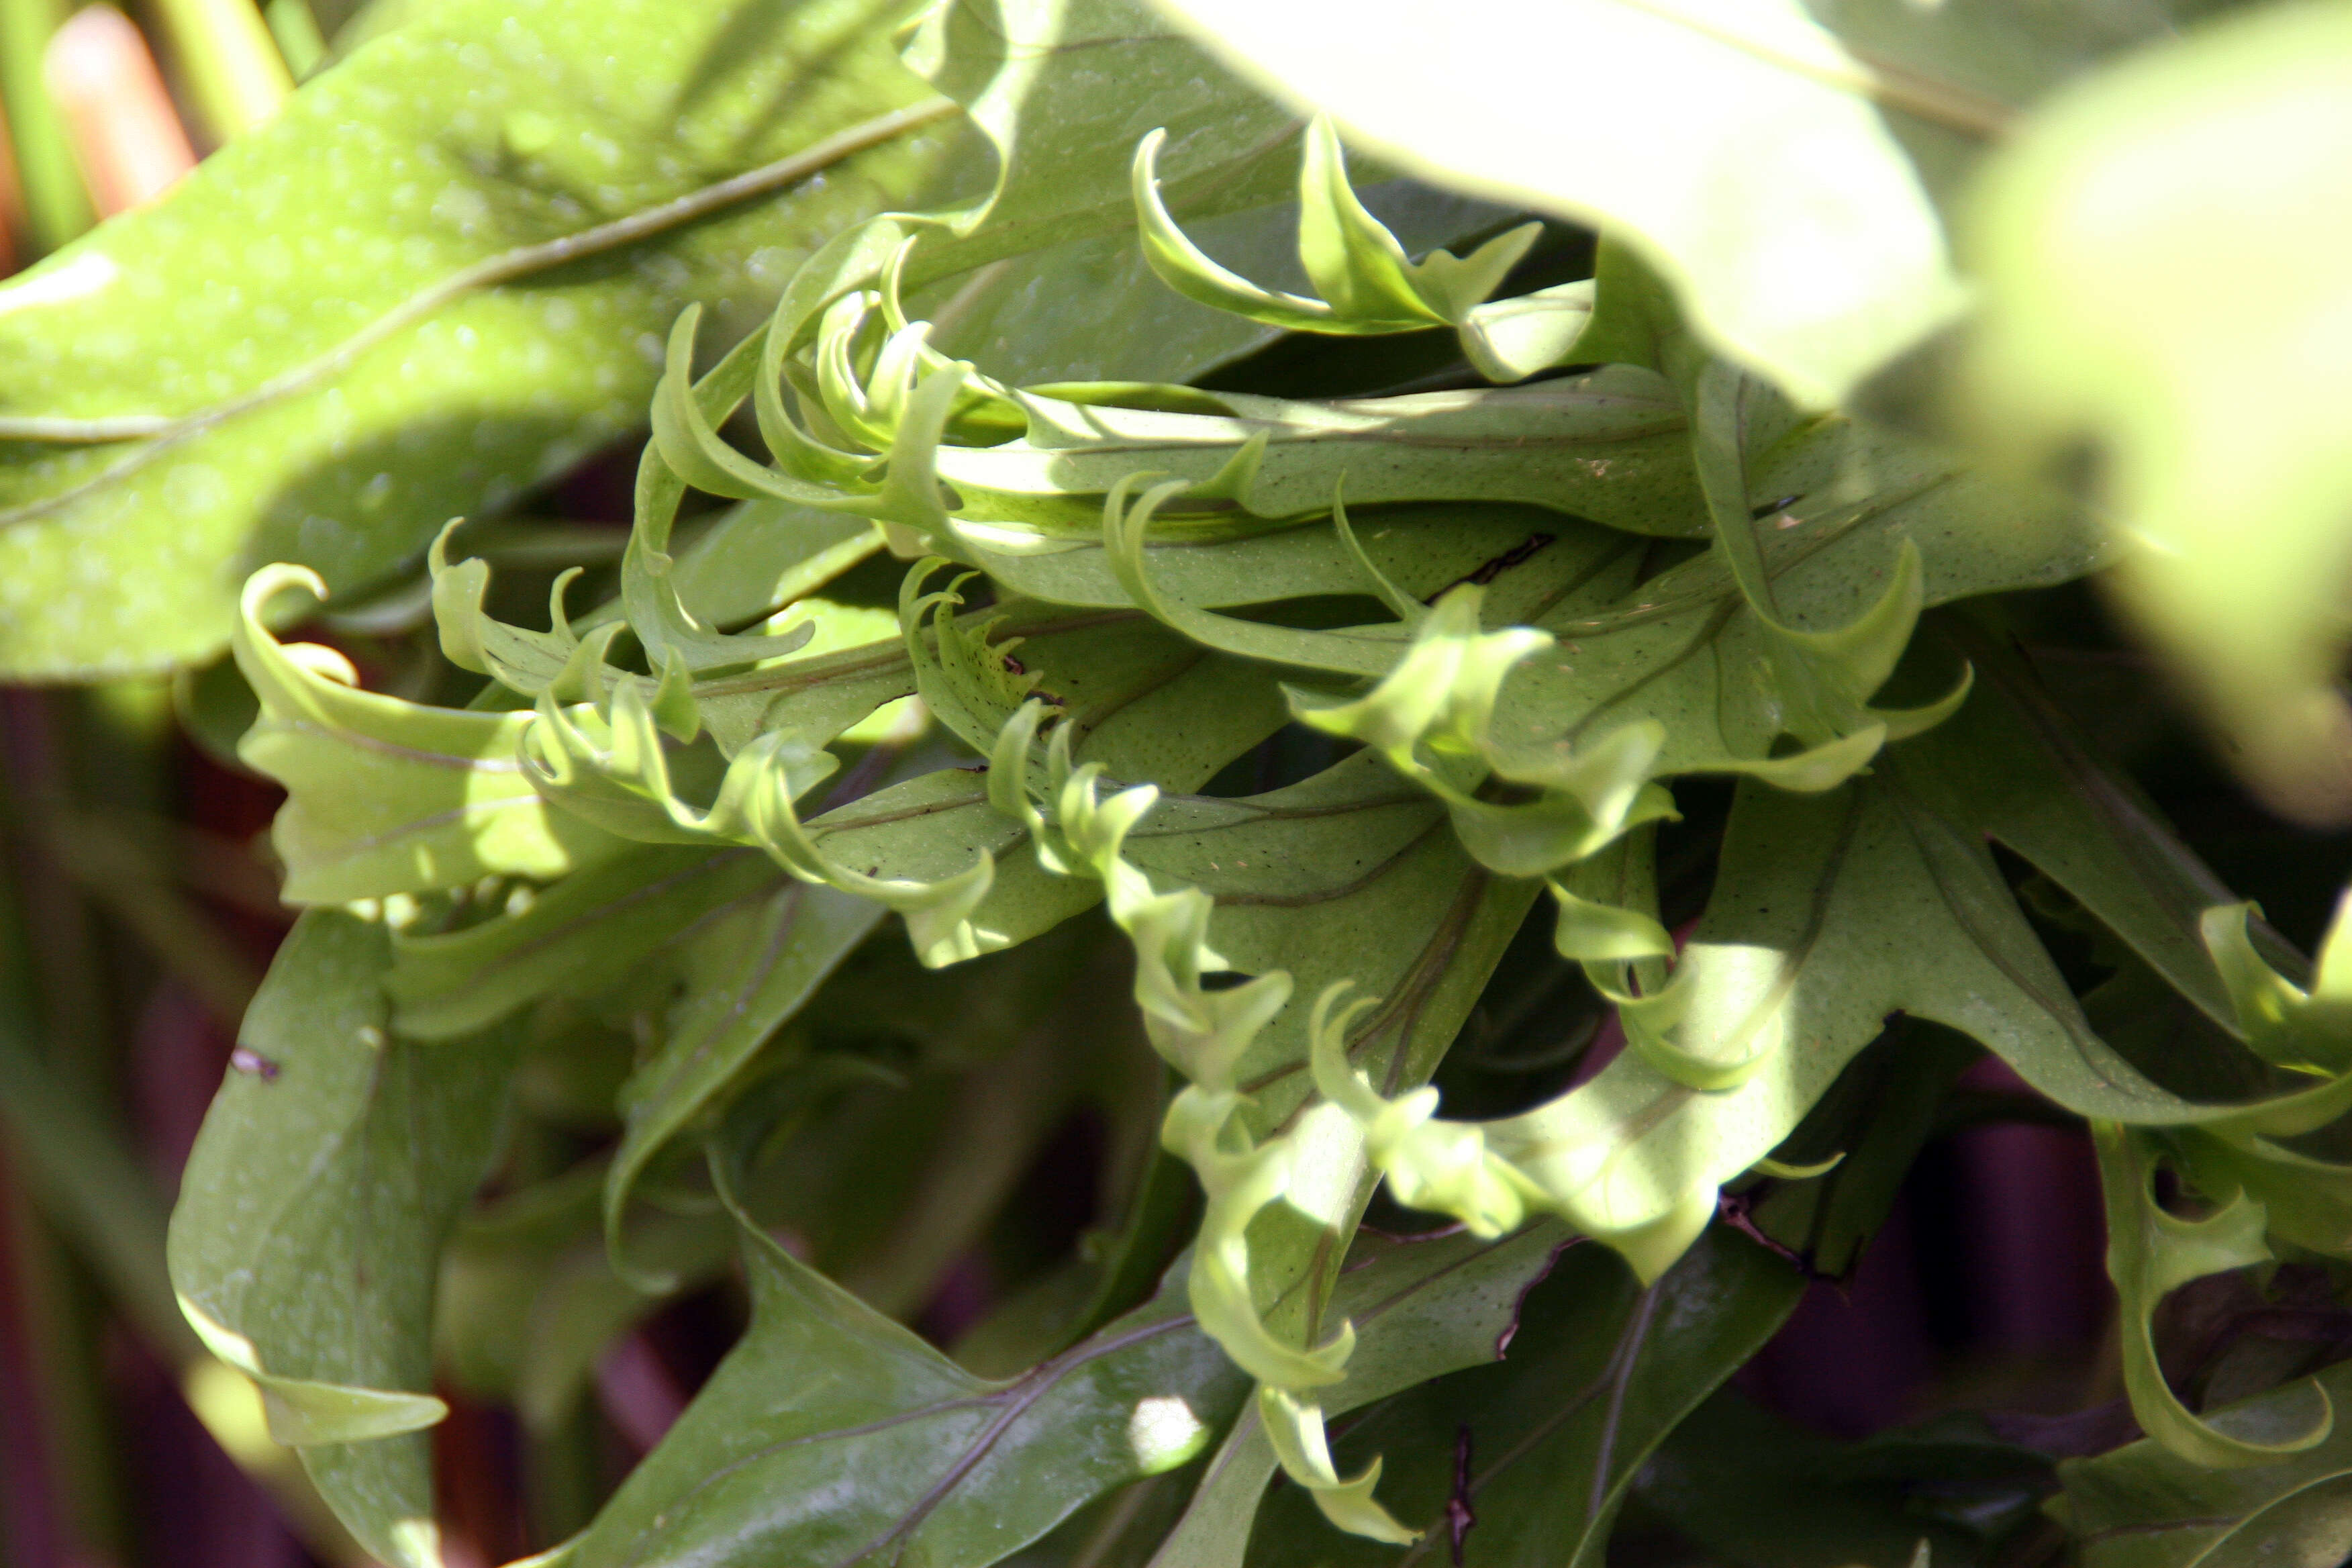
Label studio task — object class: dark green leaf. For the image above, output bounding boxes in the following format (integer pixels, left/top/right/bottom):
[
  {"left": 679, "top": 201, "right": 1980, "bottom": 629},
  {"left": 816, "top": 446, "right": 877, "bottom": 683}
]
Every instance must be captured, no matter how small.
[
  {"left": 1239, "top": 1226, "right": 1804, "bottom": 1567},
  {"left": 2059, "top": 1359, "right": 2352, "bottom": 1568},
  {"left": 168, "top": 911, "right": 519, "bottom": 1568}
]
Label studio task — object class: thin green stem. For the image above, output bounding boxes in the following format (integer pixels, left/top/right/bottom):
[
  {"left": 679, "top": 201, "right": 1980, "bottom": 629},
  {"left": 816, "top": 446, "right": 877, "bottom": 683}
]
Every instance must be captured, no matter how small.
[
  {"left": 0, "top": 691, "right": 111, "bottom": 1082},
  {"left": 525, "top": 1398, "right": 609, "bottom": 1547},
  {"left": 0, "top": 0, "right": 95, "bottom": 254},
  {"left": 8, "top": 1207, "right": 130, "bottom": 1563},
  {"left": 261, "top": 0, "right": 322, "bottom": 79},
  {"left": 148, "top": 0, "right": 291, "bottom": 141}
]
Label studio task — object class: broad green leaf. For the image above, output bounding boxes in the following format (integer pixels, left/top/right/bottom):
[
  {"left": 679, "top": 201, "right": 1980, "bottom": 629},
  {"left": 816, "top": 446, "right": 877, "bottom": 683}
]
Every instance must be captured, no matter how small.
[
  {"left": 1153, "top": 0, "right": 1965, "bottom": 405},
  {"left": 687, "top": 583, "right": 1294, "bottom": 756},
  {"left": 754, "top": 942, "right": 1112, "bottom": 1317},
  {"left": 948, "top": 1044, "right": 1185, "bottom": 1377},
  {"left": 1892, "top": 623, "right": 2249, "bottom": 1036},
  {"left": 434, "top": 1159, "right": 737, "bottom": 1431},
  {"left": 1144, "top": 1221, "right": 1570, "bottom": 1566},
  {"left": 1470, "top": 752, "right": 2240, "bottom": 1277},
  {"left": 1806, "top": 0, "right": 2216, "bottom": 140},
  {"left": 235, "top": 564, "right": 632, "bottom": 903},
  {"left": 1493, "top": 405, "right": 2094, "bottom": 783},
  {"left": 555, "top": 1208, "right": 1558, "bottom": 1568},
  {"left": 168, "top": 911, "right": 519, "bottom": 1568},
  {"left": 922, "top": 177, "right": 1510, "bottom": 388},
  {"left": 925, "top": 370, "right": 1702, "bottom": 549},
  {"left": 550, "top": 1232, "right": 1241, "bottom": 1568},
  {"left": 2058, "top": 1359, "right": 2352, "bottom": 1568},
  {"left": 0, "top": 0, "right": 1320, "bottom": 680},
  {"left": 604, "top": 881, "right": 888, "bottom": 1285},
  {"left": 1119, "top": 750, "right": 1538, "bottom": 1138},
  {"left": 899, "top": 0, "right": 1302, "bottom": 264},
  {"left": 972, "top": 500, "right": 1604, "bottom": 619},
  {"left": 1962, "top": 1, "right": 2352, "bottom": 823},
  {"left": 1132, "top": 115, "right": 1536, "bottom": 337},
  {"left": 1640, "top": 1392, "right": 2014, "bottom": 1568},
  {"left": 1239, "top": 1226, "right": 1804, "bottom": 1567},
  {"left": 385, "top": 845, "right": 782, "bottom": 1038},
  {"left": 0, "top": 0, "right": 966, "bottom": 679}
]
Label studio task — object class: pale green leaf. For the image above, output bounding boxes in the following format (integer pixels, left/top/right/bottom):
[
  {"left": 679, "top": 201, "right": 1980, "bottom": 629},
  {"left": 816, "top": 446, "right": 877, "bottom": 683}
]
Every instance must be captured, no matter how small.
[
  {"left": 235, "top": 564, "right": 634, "bottom": 903},
  {"left": 1963, "top": 1, "right": 2352, "bottom": 823},
  {"left": 1153, "top": 0, "right": 1965, "bottom": 405}
]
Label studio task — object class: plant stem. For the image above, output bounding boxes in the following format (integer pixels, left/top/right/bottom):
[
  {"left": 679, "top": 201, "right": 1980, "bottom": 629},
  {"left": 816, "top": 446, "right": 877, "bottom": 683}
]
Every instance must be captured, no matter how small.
[
  {"left": 0, "top": 1009, "right": 189, "bottom": 1360},
  {"left": 525, "top": 1400, "right": 607, "bottom": 1548},
  {"left": 146, "top": 0, "right": 289, "bottom": 141},
  {"left": 9, "top": 1205, "right": 130, "bottom": 1563},
  {"left": 0, "top": 1155, "right": 64, "bottom": 1568},
  {"left": 0, "top": 0, "right": 93, "bottom": 253},
  {"left": 260, "top": 0, "right": 319, "bottom": 78}
]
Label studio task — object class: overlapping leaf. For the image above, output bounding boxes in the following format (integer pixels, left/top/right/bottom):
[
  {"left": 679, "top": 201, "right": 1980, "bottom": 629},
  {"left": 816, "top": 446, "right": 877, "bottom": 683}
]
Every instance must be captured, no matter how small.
[
  {"left": 235, "top": 565, "right": 632, "bottom": 902},
  {"left": 168, "top": 912, "right": 519, "bottom": 1568},
  {"left": 162, "top": 2, "right": 2352, "bottom": 1564},
  {"left": 0, "top": 0, "right": 961, "bottom": 677},
  {"left": 2059, "top": 1359, "right": 2352, "bottom": 1568},
  {"left": 1963, "top": 1, "right": 2352, "bottom": 824},
  {"left": 1235, "top": 1226, "right": 1804, "bottom": 1567},
  {"left": 550, "top": 1195, "right": 1559, "bottom": 1567},
  {"left": 1151, "top": 0, "right": 1965, "bottom": 405}
]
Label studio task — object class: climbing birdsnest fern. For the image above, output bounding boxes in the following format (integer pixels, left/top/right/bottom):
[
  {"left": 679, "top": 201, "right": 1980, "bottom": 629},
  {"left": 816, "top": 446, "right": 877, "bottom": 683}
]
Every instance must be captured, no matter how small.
[{"left": 162, "top": 2, "right": 2352, "bottom": 1565}]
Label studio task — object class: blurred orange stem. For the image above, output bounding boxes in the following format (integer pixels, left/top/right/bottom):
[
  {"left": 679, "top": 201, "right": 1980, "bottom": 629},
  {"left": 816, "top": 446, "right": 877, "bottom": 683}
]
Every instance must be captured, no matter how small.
[{"left": 43, "top": 6, "right": 193, "bottom": 216}]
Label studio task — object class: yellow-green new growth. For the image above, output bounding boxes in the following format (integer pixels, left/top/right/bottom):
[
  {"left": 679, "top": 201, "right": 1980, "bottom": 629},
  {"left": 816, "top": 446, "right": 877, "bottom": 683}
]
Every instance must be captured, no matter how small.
[
  {"left": 987, "top": 700, "right": 1415, "bottom": 1545},
  {"left": 1134, "top": 113, "right": 1598, "bottom": 385}
]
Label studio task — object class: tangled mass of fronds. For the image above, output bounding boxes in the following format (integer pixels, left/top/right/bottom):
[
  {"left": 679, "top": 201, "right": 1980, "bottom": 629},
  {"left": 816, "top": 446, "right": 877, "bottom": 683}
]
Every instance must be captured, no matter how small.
[{"left": 20, "top": 0, "right": 2334, "bottom": 1562}]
